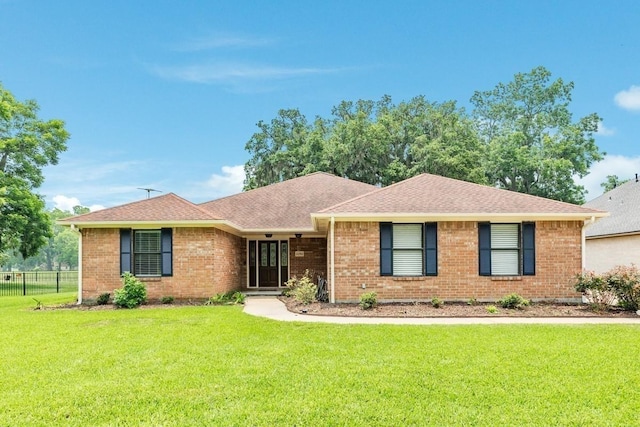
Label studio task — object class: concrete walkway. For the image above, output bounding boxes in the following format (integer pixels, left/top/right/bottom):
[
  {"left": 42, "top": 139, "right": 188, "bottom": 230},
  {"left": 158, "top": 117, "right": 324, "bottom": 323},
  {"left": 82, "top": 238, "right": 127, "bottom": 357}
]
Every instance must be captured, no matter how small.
[{"left": 243, "top": 296, "right": 640, "bottom": 325}]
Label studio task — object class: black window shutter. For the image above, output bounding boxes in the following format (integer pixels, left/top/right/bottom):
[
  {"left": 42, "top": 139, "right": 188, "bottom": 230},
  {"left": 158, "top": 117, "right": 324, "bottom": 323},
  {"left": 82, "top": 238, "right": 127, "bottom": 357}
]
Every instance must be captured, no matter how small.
[
  {"left": 161, "top": 228, "right": 173, "bottom": 276},
  {"left": 424, "top": 222, "right": 438, "bottom": 276},
  {"left": 522, "top": 222, "right": 535, "bottom": 276},
  {"left": 380, "top": 223, "right": 392, "bottom": 276},
  {"left": 120, "top": 229, "right": 132, "bottom": 275},
  {"left": 478, "top": 223, "right": 491, "bottom": 276}
]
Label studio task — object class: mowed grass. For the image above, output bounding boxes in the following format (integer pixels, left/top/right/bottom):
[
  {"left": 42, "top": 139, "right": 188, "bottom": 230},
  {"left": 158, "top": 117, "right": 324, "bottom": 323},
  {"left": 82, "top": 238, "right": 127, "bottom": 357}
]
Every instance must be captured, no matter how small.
[{"left": 1, "top": 294, "right": 639, "bottom": 426}]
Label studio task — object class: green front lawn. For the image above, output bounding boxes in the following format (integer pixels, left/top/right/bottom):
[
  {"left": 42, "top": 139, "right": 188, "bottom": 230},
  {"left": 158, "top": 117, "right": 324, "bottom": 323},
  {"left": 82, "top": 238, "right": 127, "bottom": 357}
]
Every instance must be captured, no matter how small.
[{"left": 1, "top": 293, "right": 639, "bottom": 426}]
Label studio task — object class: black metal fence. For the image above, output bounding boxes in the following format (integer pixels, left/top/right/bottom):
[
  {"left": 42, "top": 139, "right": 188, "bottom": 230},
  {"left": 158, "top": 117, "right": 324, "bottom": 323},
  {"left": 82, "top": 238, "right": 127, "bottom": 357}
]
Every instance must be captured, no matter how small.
[{"left": 0, "top": 271, "right": 78, "bottom": 297}]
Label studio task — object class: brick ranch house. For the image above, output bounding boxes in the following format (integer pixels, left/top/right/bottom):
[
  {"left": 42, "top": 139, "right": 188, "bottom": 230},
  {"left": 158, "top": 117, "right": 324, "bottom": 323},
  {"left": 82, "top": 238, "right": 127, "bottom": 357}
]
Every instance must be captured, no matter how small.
[{"left": 60, "top": 172, "right": 607, "bottom": 303}]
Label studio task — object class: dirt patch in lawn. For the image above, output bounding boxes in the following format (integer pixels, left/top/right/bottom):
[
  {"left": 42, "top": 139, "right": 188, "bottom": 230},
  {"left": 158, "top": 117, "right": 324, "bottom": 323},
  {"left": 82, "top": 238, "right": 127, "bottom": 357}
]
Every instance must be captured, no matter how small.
[{"left": 280, "top": 297, "right": 639, "bottom": 318}]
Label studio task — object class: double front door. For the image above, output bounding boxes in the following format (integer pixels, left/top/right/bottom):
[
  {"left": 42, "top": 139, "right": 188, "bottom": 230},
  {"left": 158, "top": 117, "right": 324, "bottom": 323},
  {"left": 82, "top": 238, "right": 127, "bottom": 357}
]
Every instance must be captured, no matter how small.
[{"left": 248, "top": 240, "right": 289, "bottom": 288}]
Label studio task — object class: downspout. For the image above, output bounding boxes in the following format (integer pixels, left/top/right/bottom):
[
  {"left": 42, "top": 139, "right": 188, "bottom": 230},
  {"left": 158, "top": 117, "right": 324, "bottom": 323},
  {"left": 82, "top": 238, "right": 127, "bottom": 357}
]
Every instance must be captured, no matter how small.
[
  {"left": 582, "top": 216, "right": 595, "bottom": 271},
  {"left": 71, "top": 224, "right": 83, "bottom": 305},
  {"left": 330, "top": 216, "right": 335, "bottom": 304}
]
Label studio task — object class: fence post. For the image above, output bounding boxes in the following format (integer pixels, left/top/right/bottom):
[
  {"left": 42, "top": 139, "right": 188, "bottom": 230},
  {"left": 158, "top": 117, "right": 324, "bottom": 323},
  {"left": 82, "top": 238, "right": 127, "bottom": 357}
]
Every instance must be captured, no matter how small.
[
  {"left": 22, "top": 273, "right": 27, "bottom": 296},
  {"left": 56, "top": 271, "right": 60, "bottom": 293}
]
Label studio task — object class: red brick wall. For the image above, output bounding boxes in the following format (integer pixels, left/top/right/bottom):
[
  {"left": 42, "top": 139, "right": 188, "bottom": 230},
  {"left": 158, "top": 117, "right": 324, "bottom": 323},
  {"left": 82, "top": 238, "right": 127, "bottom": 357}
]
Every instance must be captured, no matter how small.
[
  {"left": 289, "top": 237, "right": 327, "bottom": 280},
  {"left": 80, "top": 227, "right": 244, "bottom": 302},
  {"left": 330, "top": 221, "right": 584, "bottom": 302},
  {"left": 212, "top": 228, "right": 244, "bottom": 293}
]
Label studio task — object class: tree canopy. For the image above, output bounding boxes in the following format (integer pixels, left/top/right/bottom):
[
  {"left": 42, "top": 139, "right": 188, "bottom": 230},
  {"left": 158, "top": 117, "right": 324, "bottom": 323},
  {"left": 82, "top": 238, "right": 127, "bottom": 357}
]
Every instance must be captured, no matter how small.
[
  {"left": 244, "top": 96, "right": 486, "bottom": 190},
  {"left": 244, "top": 66, "right": 603, "bottom": 204},
  {"left": 600, "top": 175, "right": 629, "bottom": 193},
  {"left": 471, "top": 66, "right": 603, "bottom": 204},
  {"left": 0, "top": 83, "right": 69, "bottom": 261}
]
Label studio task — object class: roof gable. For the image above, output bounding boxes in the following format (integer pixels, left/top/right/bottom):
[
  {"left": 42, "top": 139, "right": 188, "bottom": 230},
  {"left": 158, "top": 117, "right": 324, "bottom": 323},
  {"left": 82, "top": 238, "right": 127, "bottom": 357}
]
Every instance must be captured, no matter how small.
[
  {"left": 319, "top": 173, "right": 605, "bottom": 218},
  {"left": 199, "top": 172, "right": 377, "bottom": 230},
  {"left": 584, "top": 179, "right": 640, "bottom": 237},
  {"left": 60, "top": 193, "right": 220, "bottom": 224}
]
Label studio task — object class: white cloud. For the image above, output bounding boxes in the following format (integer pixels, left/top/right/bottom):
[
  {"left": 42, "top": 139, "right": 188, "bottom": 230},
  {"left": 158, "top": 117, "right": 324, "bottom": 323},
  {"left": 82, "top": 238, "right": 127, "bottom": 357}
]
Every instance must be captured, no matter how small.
[
  {"left": 577, "top": 154, "right": 640, "bottom": 200},
  {"left": 614, "top": 85, "right": 640, "bottom": 111},
  {"left": 596, "top": 121, "right": 615, "bottom": 136},
  {"left": 52, "top": 195, "right": 105, "bottom": 212},
  {"left": 173, "top": 34, "right": 276, "bottom": 51},
  {"left": 52, "top": 195, "right": 81, "bottom": 212},
  {"left": 150, "top": 62, "right": 345, "bottom": 85},
  {"left": 202, "top": 165, "right": 245, "bottom": 198},
  {"left": 206, "top": 164, "right": 245, "bottom": 192}
]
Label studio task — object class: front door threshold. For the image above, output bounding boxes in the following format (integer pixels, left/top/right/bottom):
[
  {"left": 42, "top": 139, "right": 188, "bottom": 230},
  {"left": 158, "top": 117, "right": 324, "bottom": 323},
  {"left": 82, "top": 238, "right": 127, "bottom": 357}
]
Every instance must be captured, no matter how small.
[{"left": 244, "top": 289, "right": 283, "bottom": 296}]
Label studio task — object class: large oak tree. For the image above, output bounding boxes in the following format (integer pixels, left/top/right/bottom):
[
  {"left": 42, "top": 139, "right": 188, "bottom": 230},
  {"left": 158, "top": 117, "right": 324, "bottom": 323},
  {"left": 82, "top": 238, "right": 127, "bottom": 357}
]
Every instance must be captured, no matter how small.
[
  {"left": 471, "top": 66, "right": 603, "bottom": 204},
  {"left": 0, "top": 83, "right": 69, "bottom": 261},
  {"left": 244, "top": 96, "right": 486, "bottom": 189}
]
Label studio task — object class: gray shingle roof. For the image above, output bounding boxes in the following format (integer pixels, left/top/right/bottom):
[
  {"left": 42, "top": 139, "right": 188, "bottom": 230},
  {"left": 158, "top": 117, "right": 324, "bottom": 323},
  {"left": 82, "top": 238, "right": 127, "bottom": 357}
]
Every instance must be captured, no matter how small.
[{"left": 584, "top": 179, "right": 640, "bottom": 237}]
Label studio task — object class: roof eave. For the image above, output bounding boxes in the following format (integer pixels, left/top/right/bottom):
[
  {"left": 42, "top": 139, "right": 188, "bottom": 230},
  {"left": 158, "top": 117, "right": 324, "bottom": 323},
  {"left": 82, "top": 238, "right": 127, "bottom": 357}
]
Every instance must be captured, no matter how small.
[
  {"left": 311, "top": 212, "right": 609, "bottom": 222},
  {"left": 58, "top": 219, "right": 225, "bottom": 228}
]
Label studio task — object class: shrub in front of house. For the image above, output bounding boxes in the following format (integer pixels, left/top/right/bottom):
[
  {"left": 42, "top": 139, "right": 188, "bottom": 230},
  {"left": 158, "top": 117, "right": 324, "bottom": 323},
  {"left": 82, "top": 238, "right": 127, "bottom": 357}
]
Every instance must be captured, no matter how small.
[
  {"left": 574, "top": 270, "right": 616, "bottom": 310},
  {"left": 575, "top": 265, "right": 640, "bottom": 311},
  {"left": 498, "top": 293, "right": 530, "bottom": 310},
  {"left": 96, "top": 293, "right": 111, "bottom": 305},
  {"left": 431, "top": 297, "right": 444, "bottom": 308},
  {"left": 603, "top": 265, "right": 640, "bottom": 311},
  {"left": 206, "top": 291, "right": 245, "bottom": 305},
  {"left": 284, "top": 269, "right": 314, "bottom": 297},
  {"left": 291, "top": 282, "right": 317, "bottom": 305},
  {"left": 359, "top": 291, "right": 378, "bottom": 310},
  {"left": 161, "top": 296, "right": 174, "bottom": 304},
  {"left": 113, "top": 273, "right": 147, "bottom": 309}
]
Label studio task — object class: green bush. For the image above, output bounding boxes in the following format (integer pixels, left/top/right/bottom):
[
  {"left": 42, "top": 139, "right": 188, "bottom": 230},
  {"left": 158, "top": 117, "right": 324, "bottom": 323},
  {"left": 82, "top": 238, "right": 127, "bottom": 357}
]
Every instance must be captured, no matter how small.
[
  {"left": 574, "top": 270, "right": 615, "bottom": 310},
  {"left": 231, "top": 291, "right": 246, "bottom": 304},
  {"left": 206, "top": 291, "right": 245, "bottom": 305},
  {"left": 486, "top": 305, "right": 499, "bottom": 314},
  {"left": 431, "top": 297, "right": 444, "bottom": 308},
  {"left": 575, "top": 266, "right": 640, "bottom": 311},
  {"left": 113, "top": 273, "right": 147, "bottom": 309},
  {"left": 284, "top": 269, "right": 314, "bottom": 297},
  {"left": 160, "top": 296, "right": 174, "bottom": 305},
  {"left": 604, "top": 265, "right": 640, "bottom": 311},
  {"left": 291, "top": 282, "right": 317, "bottom": 305},
  {"left": 359, "top": 292, "right": 378, "bottom": 310},
  {"left": 96, "top": 293, "right": 111, "bottom": 305},
  {"left": 498, "top": 293, "right": 529, "bottom": 310}
]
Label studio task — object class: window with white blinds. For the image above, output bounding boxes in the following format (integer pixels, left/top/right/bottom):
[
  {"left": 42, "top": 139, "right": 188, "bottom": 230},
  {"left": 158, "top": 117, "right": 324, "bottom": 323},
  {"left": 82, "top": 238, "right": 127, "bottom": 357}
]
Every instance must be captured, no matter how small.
[
  {"left": 392, "top": 224, "right": 423, "bottom": 276},
  {"left": 134, "top": 230, "right": 162, "bottom": 276},
  {"left": 490, "top": 224, "right": 519, "bottom": 276}
]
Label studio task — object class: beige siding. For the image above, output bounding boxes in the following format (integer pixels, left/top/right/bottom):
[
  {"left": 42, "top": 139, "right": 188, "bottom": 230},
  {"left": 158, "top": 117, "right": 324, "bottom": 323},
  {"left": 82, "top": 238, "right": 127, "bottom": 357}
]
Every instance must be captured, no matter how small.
[{"left": 585, "top": 234, "right": 640, "bottom": 273}]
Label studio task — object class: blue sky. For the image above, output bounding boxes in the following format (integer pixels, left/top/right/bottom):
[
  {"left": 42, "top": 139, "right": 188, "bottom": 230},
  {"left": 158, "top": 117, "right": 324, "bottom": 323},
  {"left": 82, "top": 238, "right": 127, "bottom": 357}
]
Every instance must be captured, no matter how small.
[{"left": 1, "top": 0, "right": 639, "bottom": 211}]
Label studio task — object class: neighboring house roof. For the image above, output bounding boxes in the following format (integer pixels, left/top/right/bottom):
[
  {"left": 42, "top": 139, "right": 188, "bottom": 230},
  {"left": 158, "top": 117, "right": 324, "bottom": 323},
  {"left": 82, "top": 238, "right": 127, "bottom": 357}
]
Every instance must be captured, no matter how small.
[
  {"left": 59, "top": 193, "right": 220, "bottom": 226},
  {"left": 584, "top": 179, "right": 640, "bottom": 238},
  {"left": 199, "top": 172, "right": 377, "bottom": 231},
  {"left": 316, "top": 173, "right": 607, "bottom": 221}
]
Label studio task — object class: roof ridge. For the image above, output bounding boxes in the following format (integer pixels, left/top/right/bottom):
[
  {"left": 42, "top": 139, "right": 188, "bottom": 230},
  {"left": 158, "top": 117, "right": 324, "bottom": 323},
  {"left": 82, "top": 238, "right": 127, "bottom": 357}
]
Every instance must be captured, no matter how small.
[
  {"left": 200, "top": 172, "right": 371, "bottom": 208},
  {"left": 168, "top": 192, "right": 222, "bottom": 219},
  {"left": 61, "top": 192, "right": 180, "bottom": 221}
]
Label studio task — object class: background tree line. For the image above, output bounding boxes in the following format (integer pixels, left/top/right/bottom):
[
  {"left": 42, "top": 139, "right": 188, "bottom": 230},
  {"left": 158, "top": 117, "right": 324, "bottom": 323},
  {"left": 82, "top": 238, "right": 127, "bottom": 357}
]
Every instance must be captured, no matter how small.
[
  {"left": 244, "top": 66, "right": 603, "bottom": 204},
  {"left": 1, "top": 206, "right": 87, "bottom": 271}
]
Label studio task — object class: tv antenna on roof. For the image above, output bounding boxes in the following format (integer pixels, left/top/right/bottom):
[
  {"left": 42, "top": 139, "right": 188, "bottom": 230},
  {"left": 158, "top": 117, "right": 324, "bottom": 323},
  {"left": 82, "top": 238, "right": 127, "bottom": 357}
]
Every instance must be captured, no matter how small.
[{"left": 137, "top": 188, "right": 162, "bottom": 199}]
